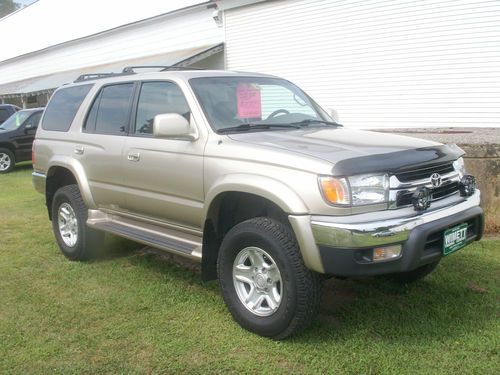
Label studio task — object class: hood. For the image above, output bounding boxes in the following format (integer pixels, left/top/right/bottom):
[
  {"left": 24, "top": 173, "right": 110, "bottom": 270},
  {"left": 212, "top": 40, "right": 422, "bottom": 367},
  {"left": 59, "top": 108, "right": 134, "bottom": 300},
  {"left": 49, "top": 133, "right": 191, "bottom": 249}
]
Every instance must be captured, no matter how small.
[{"left": 228, "top": 128, "right": 464, "bottom": 175}]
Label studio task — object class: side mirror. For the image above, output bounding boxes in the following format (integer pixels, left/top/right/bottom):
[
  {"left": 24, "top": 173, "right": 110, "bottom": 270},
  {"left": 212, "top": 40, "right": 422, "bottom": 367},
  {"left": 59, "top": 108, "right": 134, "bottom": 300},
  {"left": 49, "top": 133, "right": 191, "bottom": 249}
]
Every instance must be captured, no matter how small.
[
  {"left": 327, "top": 108, "right": 340, "bottom": 123},
  {"left": 153, "top": 113, "right": 194, "bottom": 140}
]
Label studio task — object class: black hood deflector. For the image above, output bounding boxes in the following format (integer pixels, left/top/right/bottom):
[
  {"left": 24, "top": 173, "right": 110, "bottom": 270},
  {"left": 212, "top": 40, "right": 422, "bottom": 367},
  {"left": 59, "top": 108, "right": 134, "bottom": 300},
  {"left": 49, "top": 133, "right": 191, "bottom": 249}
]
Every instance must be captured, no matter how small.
[{"left": 331, "top": 144, "right": 464, "bottom": 176}]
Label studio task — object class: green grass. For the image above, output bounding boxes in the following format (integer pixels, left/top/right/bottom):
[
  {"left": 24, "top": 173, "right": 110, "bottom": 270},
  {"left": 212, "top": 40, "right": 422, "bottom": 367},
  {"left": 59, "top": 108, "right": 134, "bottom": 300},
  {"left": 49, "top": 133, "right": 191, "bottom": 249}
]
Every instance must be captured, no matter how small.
[{"left": 0, "top": 165, "right": 499, "bottom": 374}]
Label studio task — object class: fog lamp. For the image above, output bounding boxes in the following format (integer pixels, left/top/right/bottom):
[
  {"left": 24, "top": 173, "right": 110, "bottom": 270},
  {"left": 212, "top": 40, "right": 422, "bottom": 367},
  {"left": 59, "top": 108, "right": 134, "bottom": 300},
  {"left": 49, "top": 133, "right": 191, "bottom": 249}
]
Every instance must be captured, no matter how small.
[
  {"left": 412, "top": 187, "right": 431, "bottom": 211},
  {"left": 459, "top": 175, "right": 476, "bottom": 197},
  {"left": 373, "top": 245, "right": 402, "bottom": 262}
]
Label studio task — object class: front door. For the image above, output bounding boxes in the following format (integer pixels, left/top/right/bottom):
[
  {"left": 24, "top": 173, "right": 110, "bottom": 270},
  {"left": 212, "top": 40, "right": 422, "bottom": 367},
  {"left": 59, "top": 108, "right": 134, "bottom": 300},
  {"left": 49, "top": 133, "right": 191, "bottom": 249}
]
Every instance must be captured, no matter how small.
[
  {"left": 14, "top": 111, "right": 42, "bottom": 161},
  {"left": 121, "top": 81, "right": 205, "bottom": 230}
]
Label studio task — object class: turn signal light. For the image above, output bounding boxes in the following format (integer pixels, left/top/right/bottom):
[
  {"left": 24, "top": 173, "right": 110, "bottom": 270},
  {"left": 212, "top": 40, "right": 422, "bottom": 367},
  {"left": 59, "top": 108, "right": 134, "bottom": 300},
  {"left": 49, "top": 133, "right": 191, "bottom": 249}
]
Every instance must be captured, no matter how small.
[
  {"left": 373, "top": 245, "right": 402, "bottom": 262},
  {"left": 319, "top": 177, "right": 350, "bottom": 205},
  {"left": 32, "top": 141, "right": 36, "bottom": 166}
]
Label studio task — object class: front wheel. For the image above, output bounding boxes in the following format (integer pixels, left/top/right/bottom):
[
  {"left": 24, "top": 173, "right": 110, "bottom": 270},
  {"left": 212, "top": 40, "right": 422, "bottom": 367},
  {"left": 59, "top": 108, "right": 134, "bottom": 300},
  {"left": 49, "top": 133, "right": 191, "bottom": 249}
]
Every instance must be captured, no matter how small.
[
  {"left": 51, "top": 184, "right": 104, "bottom": 261},
  {"left": 218, "top": 217, "right": 322, "bottom": 339}
]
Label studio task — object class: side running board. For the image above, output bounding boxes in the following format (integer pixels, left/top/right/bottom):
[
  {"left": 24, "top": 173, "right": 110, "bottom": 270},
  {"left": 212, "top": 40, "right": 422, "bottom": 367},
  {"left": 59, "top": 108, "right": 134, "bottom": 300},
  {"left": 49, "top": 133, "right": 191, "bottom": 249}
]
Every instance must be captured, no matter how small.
[{"left": 87, "top": 215, "right": 202, "bottom": 261}]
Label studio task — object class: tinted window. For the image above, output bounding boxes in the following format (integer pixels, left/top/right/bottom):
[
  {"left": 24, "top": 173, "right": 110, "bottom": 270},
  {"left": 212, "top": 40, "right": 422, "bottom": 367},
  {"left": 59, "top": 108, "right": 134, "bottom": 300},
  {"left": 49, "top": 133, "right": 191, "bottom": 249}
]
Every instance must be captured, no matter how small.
[
  {"left": 93, "top": 83, "right": 134, "bottom": 135},
  {"left": 135, "top": 81, "right": 190, "bottom": 134},
  {"left": 26, "top": 112, "right": 43, "bottom": 128},
  {"left": 0, "top": 109, "right": 10, "bottom": 122},
  {"left": 0, "top": 111, "right": 31, "bottom": 131},
  {"left": 42, "top": 84, "right": 93, "bottom": 132}
]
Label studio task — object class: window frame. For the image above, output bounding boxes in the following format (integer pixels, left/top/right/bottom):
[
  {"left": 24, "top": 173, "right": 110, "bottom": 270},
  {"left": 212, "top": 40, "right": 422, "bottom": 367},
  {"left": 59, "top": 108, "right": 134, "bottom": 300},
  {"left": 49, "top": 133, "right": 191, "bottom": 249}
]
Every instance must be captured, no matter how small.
[
  {"left": 129, "top": 79, "right": 192, "bottom": 138},
  {"left": 42, "top": 83, "right": 94, "bottom": 132},
  {"left": 82, "top": 81, "right": 138, "bottom": 136}
]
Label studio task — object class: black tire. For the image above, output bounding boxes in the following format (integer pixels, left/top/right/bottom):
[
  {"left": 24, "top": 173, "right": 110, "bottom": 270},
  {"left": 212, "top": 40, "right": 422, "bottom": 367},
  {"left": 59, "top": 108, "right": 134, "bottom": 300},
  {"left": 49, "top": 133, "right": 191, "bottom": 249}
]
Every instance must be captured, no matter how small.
[
  {"left": 51, "top": 184, "right": 104, "bottom": 261},
  {"left": 218, "top": 217, "right": 323, "bottom": 340},
  {"left": 0, "top": 148, "right": 15, "bottom": 173},
  {"left": 386, "top": 261, "right": 440, "bottom": 284}
]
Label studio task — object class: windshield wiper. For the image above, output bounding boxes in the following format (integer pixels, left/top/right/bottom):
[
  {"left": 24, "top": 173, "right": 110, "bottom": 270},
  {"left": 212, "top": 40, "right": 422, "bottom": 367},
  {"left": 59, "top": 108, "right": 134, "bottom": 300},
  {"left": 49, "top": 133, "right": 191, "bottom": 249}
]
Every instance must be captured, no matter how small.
[
  {"left": 291, "top": 119, "right": 343, "bottom": 127},
  {"left": 217, "top": 123, "right": 301, "bottom": 133}
]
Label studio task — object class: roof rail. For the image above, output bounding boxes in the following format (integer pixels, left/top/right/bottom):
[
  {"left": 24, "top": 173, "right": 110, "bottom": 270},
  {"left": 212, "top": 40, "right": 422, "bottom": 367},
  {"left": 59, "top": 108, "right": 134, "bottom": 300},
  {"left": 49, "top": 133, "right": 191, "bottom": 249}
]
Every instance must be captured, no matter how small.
[
  {"left": 123, "top": 65, "right": 204, "bottom": 73},
  {"left": 74, "top": 72, "right": 131, "bottom": 83},
  {"left": 73, "top": 65, "right": 205, "bottom": 83}
]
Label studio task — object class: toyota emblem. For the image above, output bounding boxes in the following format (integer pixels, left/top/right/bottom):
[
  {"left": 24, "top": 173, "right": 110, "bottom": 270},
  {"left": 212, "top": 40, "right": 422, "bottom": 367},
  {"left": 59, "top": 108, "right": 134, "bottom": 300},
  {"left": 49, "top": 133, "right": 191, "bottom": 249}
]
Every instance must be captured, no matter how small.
[{"left": 430, "top": 173, "right": 442, "bottom": 188}]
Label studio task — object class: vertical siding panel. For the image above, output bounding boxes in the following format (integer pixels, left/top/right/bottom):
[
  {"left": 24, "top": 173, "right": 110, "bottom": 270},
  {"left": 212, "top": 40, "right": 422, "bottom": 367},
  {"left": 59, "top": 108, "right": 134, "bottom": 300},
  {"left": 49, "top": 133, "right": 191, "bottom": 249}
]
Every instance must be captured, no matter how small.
[{"left": 225, "top": 0, "right": 500, "bottom": 128}]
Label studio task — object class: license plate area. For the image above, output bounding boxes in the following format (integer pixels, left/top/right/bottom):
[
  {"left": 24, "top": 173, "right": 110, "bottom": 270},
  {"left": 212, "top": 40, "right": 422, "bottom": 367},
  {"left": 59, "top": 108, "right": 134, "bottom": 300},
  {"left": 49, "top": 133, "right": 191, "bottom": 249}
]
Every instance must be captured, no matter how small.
[{"left": 443, "top": 223, "right": 468, "bottom": 255}]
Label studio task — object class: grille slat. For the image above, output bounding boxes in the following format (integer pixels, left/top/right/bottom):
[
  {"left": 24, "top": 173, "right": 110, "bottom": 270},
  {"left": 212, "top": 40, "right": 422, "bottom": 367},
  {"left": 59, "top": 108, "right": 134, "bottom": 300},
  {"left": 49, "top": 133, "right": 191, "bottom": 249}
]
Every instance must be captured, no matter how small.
[
  {"left": 392, "top": 162, "right": 460, "bottom": 208},
  {"left": 396, "top": 163, "right": 455, "bottom": 182}
]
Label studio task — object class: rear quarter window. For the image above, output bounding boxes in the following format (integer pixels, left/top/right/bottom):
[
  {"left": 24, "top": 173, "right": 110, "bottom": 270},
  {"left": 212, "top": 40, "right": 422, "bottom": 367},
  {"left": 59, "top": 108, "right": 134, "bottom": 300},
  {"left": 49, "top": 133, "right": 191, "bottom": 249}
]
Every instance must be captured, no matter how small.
[
  {"left": 0, "top": 108, "right": 10, "bottom": 122},
  {"left": 42, "top": 84, "right": 93, "bottom": 132}
]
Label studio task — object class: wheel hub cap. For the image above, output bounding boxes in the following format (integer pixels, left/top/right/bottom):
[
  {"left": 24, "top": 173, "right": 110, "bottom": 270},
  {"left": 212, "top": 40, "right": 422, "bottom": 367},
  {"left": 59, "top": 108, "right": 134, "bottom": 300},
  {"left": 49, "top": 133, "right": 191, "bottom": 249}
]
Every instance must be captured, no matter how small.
[
  {"left": 58, "top": 203, "right": 78, "bottom": 247},
  {"left": 0, "top": 153, "right": 11, "bottom": 171},
  {"left": 232, "top": 246, "right": 283, "bottom": 317}
]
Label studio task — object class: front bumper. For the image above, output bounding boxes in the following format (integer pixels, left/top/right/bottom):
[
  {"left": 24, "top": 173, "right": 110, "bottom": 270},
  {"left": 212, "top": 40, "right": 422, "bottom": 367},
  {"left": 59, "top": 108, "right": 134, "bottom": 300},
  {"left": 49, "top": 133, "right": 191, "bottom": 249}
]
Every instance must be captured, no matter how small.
[{"left": 289, "top": 191, "right": 484, "bottom": 276}]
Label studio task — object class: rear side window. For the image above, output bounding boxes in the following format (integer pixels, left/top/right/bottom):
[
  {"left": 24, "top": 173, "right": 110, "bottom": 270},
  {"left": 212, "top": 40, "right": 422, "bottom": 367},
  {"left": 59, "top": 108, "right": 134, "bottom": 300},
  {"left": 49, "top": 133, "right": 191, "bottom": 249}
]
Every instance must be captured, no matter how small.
[
  {"left": 42, "top": 84, "right": 92, "bottom": 132},
  {"left": 85, "top": 83, "right": 134, "bottom": 135},
  {"left": 0, "top": 109, "right": 10, "bottom": 122}
]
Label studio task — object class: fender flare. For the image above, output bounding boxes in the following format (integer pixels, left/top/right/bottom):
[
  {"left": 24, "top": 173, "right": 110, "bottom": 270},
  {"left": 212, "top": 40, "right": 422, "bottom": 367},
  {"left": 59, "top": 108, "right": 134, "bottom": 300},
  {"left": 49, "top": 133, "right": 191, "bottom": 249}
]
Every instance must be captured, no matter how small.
[
  {"left": 47, "top": 155, "right": 96, "bottom": 208},
  {"left": 204, "top": 173, "right": 309, "bottom": 220}
]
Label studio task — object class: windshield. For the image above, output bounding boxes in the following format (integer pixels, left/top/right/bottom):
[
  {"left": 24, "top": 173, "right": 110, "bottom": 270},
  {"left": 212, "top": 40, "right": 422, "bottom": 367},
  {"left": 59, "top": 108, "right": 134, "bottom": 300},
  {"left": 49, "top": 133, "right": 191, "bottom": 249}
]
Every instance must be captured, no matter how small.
[
  {"left": 0, "top": 111, "right": 31, "bottom": 131},
  {"left": 189, "top": 77, "right": 330, "bottom": 132}
]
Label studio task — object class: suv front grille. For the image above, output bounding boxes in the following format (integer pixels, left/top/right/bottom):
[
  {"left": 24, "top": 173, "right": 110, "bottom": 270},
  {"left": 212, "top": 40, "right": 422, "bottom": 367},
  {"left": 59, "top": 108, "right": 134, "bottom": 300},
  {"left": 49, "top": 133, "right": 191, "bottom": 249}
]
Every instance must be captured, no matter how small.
[
  {"left": 395, "top": 163, "right": 455, "bottom": 182},
  {"left": 396, "top": 181, "right": 460, "bottom": 206},
  {"left": 389, "top": 162, "right": 460, "bottom": 208}
]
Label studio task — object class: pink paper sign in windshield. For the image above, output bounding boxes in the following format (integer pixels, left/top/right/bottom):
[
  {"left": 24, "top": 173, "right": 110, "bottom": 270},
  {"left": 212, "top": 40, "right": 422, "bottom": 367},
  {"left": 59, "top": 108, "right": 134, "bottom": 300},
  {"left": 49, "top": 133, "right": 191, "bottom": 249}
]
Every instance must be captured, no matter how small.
[{"left": 237, "top": 83, "right": 262, "bottom": 119}]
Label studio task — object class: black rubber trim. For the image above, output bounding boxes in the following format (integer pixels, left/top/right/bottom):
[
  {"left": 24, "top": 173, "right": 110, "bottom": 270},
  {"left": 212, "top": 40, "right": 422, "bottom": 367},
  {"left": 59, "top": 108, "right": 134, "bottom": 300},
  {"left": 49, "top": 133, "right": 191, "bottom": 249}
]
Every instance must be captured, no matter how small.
[
  {"left": 319, "top": 205, "right": 484, "bottom": 277},
  {"left": 331, "top": 144, "right": 464, "bottom": 176}
]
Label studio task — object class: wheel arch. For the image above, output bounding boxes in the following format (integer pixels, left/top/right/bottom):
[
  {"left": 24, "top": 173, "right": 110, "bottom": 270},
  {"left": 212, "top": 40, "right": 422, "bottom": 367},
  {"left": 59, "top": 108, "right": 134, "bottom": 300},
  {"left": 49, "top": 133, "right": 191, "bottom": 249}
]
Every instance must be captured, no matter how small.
[
  {"left": 201, "top": 175, "right": 309, "bottom": 281},
  {"left": 45, "top": 156, "right": 95, "bottom": 220}
]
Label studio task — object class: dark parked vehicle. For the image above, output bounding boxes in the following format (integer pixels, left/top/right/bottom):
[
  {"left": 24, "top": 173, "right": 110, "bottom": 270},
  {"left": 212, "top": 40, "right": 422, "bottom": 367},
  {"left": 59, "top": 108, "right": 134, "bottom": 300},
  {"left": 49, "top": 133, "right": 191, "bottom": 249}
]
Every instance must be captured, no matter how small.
[
  {"left": 0, "top": 108, "right": 44, "bottom": 173},
  {"left": 0, "top": 104, "right": 21, "bottom": 125}
]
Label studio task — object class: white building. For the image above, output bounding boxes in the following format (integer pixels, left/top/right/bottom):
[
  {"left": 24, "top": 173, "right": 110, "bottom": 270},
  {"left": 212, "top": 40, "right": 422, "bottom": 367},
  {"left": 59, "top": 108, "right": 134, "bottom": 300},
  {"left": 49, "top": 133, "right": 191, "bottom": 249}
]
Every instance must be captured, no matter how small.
[{"left": 1, "top": 0, "right": 499, "bottom": 128}]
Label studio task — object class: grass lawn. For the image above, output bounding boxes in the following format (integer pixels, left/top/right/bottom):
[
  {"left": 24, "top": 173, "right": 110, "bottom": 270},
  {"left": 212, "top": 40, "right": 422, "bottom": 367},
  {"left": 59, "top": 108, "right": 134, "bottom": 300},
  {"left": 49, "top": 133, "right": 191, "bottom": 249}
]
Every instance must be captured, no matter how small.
[{"left": 1, "top": 165, "right": 499, "bottom": 374}]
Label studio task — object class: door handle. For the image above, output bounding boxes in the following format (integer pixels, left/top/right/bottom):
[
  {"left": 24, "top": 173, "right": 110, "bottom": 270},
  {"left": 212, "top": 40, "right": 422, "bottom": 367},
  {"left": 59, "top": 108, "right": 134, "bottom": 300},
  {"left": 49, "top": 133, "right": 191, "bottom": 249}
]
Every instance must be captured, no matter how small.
[
  {"left": 127, "top": 152, "right": 140, "bottom": 162},
  {"left": 74, "top": 145, "right": 84, "bottom": 155}
]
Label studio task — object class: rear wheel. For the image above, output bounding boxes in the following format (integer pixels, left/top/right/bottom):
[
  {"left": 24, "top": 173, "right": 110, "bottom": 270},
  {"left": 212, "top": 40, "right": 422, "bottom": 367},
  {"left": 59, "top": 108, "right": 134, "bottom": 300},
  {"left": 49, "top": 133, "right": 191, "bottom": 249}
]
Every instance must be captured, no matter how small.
[
  {"left": 387, "top": 261, "right": 440, "bottom": 284},
  {"left": 51, "top": 184, "right": 104, "bottom": 261},
  {"left": 218, "top": 217, "right": 322, "bottom": 339},
  {"left": 0, "top": 148, "right": 15, "bottom": 173}
]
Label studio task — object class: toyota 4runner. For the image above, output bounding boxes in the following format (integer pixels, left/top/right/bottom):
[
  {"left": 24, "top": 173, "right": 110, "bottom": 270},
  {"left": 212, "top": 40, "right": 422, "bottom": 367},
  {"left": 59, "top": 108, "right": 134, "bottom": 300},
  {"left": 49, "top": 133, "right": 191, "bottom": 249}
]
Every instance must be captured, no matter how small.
[{"left": 32, "top": 67, "right": 484, "bottom": 339}]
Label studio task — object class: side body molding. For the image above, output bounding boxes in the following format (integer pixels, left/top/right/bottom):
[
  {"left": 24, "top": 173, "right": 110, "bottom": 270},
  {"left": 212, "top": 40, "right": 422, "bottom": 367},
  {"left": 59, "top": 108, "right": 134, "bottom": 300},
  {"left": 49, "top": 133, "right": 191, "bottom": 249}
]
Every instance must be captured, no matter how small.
[{"left": 47, "top": 155, "right": 96, "bottom": 208}]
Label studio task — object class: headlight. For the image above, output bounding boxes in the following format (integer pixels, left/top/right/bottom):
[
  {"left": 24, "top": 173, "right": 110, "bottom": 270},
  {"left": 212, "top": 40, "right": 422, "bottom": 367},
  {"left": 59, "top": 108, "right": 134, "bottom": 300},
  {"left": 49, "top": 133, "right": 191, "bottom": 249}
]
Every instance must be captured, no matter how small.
[
  {"left": 453, "top": 157, "right": 466, "bottom": 177},
  {"left": 319, "top": 174, "right": 389, "bottom": 206}
]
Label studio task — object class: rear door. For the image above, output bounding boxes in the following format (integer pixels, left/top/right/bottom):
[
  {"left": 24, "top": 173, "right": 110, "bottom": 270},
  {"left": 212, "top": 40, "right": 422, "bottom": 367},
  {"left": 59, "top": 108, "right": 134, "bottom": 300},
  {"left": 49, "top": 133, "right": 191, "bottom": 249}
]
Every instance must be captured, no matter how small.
[
  {"left": 121, "top": 80, "right": 205, "bottom": 230},
  {"left": 76, "top": 82, "right": 136, "bottom": 209}
]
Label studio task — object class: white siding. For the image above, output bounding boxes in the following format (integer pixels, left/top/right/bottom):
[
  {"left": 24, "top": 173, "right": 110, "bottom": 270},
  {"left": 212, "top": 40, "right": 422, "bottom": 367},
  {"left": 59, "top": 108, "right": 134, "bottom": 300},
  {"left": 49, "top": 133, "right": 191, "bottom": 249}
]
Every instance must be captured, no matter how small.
[
  {"left": 0, "top": 0, "right": 207, "bottom": 62},
  {"left": 0, "top": 6, "right": 222, "bottom": 85},
  {"left": 225, "top": 0, "right": 500, "bottom": 128}
]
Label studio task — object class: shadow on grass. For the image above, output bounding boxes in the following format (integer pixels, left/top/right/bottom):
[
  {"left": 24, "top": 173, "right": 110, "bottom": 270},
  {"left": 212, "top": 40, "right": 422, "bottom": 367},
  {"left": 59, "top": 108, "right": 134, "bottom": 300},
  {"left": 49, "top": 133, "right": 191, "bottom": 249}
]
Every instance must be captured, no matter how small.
[
  {"left": 12, "top": 162, "right": 33, "bottom": 172},
  {"left": 89, "top": 237, "right": 496, "bottom": 345},
  {"left": 91, "top": 234, "right": 144, "bottom": 262}
]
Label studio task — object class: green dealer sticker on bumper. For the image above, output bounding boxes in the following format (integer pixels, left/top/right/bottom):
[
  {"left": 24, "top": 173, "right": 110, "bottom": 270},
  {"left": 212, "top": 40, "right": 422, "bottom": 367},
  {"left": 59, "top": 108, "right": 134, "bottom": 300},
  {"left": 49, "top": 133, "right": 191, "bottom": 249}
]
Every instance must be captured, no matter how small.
[{"left": 443, "top": 223, "right": 468, "bottom": 255}]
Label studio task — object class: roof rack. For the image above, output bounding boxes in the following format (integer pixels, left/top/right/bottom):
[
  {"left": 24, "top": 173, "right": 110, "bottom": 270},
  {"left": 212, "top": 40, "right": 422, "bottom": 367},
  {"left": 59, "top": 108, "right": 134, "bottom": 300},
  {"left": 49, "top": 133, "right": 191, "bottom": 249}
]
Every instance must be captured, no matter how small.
[
  {"left": 74, "top": 73, "right": 123, "bottom": 82},
  {"left": 73, "top": 65, "right": 205, "bottom": 83},
  {"left": 123, "top": 65, "right": 205, "bottom": 73}
]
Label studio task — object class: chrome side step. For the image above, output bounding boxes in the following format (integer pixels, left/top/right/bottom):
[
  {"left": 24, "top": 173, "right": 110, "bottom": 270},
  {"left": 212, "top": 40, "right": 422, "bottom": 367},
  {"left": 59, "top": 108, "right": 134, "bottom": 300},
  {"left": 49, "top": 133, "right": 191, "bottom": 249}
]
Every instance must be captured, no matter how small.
[{"left": 87, "top": 211, "right": 202, "bottom": 261}]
